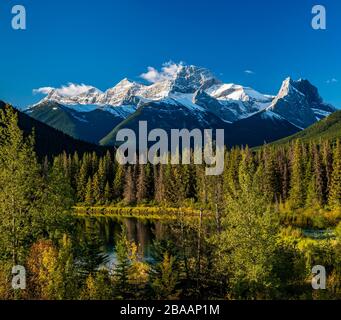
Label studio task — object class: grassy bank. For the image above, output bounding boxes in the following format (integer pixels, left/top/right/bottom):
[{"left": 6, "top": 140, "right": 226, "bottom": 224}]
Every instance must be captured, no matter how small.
[
  {"left": 74, "top": 205, "right": 203, "bottom": 220},
  {"left": 74, "top": 204, "right": 341, "bottom": 231}
]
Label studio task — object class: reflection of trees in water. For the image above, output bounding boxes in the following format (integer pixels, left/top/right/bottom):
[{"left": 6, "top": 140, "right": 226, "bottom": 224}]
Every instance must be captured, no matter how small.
[
  {"left": 76, "top": 216, "right": 201, "bottom": 271},
  {"left": 77, "top": 216, "right": 170, "bottom": 260}
]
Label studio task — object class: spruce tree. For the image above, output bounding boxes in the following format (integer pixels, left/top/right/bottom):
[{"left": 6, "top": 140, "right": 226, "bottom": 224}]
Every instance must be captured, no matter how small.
[
  {"left": 77, "top": 156, "right": 91, "bottom": 202},
  {"left": 154, "top": 165, "right": 165, "bottom": 204},
  {"left": 85, "top": 177, "right": 93, "bottom": 206},
  {"left": 289, "top": 140, "right": 306, "bottom": 209},
  {"left": 123, "top": 166, "right": 136, "bottom": 205},
  {"left": 329, "top": 140, "right": 341, "bottom": 209},
  {"left": 114, "top": 231, "right": 131, "bottom": 299},
  {"left": 306, "top": 144, "right": 325, "bottom": 207},
  {"left": 113, "top": 164, "right": 125, "bottom": 201},
  {"left": 104, "top": 181, "right": 112, "bottom": 204},
  {"left": 137, "top": 164, "right": 148, "bottom": 203},
  {"left": 322, "top": 141, "right": 333, "bottom": 196},
  {"left": 150, "top": 252, "right": 180, "bottom": 300},
  {"left": 92, "top": 172, "right": 102, "bottom": 204}
]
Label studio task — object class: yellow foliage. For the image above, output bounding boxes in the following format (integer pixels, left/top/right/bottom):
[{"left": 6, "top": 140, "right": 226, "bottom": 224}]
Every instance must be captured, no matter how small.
[{"left": 26, "top": 239, "right": 58, "bottom": 299}]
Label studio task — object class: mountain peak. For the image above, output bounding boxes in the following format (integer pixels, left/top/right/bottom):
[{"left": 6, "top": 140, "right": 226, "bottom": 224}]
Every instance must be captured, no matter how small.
[
  {"left": 277, "top": 77, "right": 323, "bottom": 105},
  {"left": 276, "top": 77, "right": 297, "bottom": 99},
  {"left": 268, "top": 77, "right": 335, "bottom": 129},
  {"left": 291, "top": 78, "right": 323, "bottom": 105},
  {"left": 171, "top": 64, "right": 221, "bottom": 93}
]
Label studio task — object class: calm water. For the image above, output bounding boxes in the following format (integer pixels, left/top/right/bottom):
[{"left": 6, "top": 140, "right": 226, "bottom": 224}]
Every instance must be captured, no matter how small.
[
  {"left": 76, "top": 216, "right": 172, "bottom": 268},
  {"left": 76, "top": 216, "right": 334, "bottom": 269}
]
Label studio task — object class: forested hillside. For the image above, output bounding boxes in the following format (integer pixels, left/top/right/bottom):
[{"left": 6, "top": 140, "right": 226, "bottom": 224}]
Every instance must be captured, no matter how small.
[
  {"left": 273, "top": 110, "right": 341, "bottom": 145},
  {"left": 0, "top": 101, "right": 107, "bottom": 158}
]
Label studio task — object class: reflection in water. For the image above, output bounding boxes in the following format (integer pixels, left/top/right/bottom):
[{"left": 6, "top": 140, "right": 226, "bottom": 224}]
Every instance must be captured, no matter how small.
[{"left": 76, "top": 216, "right": 169, "bottom": 268}]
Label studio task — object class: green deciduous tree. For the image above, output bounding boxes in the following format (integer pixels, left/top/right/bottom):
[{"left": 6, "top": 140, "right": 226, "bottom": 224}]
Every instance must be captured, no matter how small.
[
  {"left": 213, "top": 148, "right": 280, "bottom": 299},
  {"left": 0, "top": 106, "right": 72, "bottom": 264}
]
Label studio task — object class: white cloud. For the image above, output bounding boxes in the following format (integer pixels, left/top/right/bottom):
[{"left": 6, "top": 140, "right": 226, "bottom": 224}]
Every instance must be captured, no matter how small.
[
  {"left": 33, "top": 83, "right": 101, "bottom": 97},
  {"left": 33, "top": 86, "right": 54, "bottom": 95},
  {"left": 244, "top": 70, "right": 255, "bottom": 75},
  {"left": 140, "top": 61, "right": 184, "bottom": 83},
  {"left": 326, "top": 78, "right": 338, "bottom": 84}
]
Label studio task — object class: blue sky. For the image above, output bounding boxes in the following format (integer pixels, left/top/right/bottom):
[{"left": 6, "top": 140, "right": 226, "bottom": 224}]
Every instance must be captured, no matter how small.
[{"left": 0, "top": 0, "right": 340, "bottom": 108}]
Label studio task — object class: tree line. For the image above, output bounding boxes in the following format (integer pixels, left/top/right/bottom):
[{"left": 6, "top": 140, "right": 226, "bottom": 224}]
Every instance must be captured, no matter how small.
[{"left": 53, "top": 137, "right": 341, "bottom": 215}]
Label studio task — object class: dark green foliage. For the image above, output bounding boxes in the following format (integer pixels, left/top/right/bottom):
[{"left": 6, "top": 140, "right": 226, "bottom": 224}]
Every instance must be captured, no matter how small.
[
  {"left": 0, "top": 101, "right": 107, "bottom": 159},
  {"left": 0, "top": 106, "right": 73, "bottom": 264},
  {"left": 273, "top": 110, "right": 341, "bottom": 145}
]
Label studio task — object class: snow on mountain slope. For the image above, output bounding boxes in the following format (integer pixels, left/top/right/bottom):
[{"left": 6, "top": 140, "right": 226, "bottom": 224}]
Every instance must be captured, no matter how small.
[
  {"left": 206, "top": 83, "right": 271, "bottom": 102},
  {"left": 266, "top": 78, "right": 336, "bottom": 129},
  {"left": 40, "top": 85, "right": 103, "bottom": 106},
  {"left": 28, "top": 63, "right": 336, "bottom": 146},
  {"left": 30, "top": 64, "right": 274, "bottom": 122}
]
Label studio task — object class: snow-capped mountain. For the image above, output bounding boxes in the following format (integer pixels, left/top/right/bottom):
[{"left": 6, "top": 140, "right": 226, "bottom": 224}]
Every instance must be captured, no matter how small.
[
  {"left": 43, "top": 85, "right": 103, "bottom": 105},
  {"left": 30, "top": 64, "right": 271, "bottom": 119},
  {"left": 26, "top": 64, "right": 336, "bottom": 146},
  {"left": 266, "top": 78, "right": 335, "bottom": 129}
]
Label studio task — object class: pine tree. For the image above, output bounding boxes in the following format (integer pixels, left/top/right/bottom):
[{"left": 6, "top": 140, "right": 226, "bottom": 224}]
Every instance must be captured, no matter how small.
[
  {"left": 72, "top": 152, "right": 80, "bottom": 188},
  {"left": 113, "top": 164, "right": 125, "bottom": 201},
  {"left": 91, "top": 152, "right": 99, "bottom": 175},
  {"left": 137, "top": 164, "right": 148, "bottom": 203},
  {"left": 114, "top": 231, "right": 131, "bottom": 299},
  {"left": 97, "top": 158, "right": 107, "bottom": 197},
  {"left": 145, "top": 162, "right": 154, "bottom": 200},
  {"left": 78, "top": 226, "right": 108, "bottom": 275},
  {"left": 77, "top": 155, "right": 91, "bottom": 202},
  {"left": 322, "top": 141, "right": 333, "bottom": 196},
  {"left": 306, "top": 144, "right": 325, "bottom": 207},
  {"left": 181, "top": 164, "right": 196, "bottom": 201},
  {"left": 123, "top": 166, "right": 136, "bottom": 205},
  {"left": 224, "top": 147, "right": 241, "bottom": 198},
  {"left": 154, "top": 165, "right": 165, "bottom": 204},
  {"left": 104, "top": 181, "right": 112, "bottom": 204},
  {"left": 329, "top": 140, "right": 341, "bottom": 209},
  {"left": 92, "top": 172, "right": 102, "bottom": 204},
  {"left": 85, "top": 177, "right": 93, "bottom": 205},
  {"left": 289, "top": 141, "right": 306, "bottom": 209},
  {"left": 47, "top": 235, "right": 80, "bottom": 300},
  {"left": 80, "top": 270, "right": 113, "bottom": 300},
  {"left": 150, "top": 252, "right": 180, "bottom": 300},
  {"left": 263, "top": 147, "right": 280, "bottom": 202},
  {"left": 277, "top": 149, "right": 290, "bottom": 202}
]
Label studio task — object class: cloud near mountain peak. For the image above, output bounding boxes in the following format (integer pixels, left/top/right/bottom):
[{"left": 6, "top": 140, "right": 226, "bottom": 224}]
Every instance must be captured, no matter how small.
[
  {"left": 33, "top": 83, "right": 101, "bottom": 97},
  {"left": 140, "top": 62, "right": 184, "bottom": 83}
]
